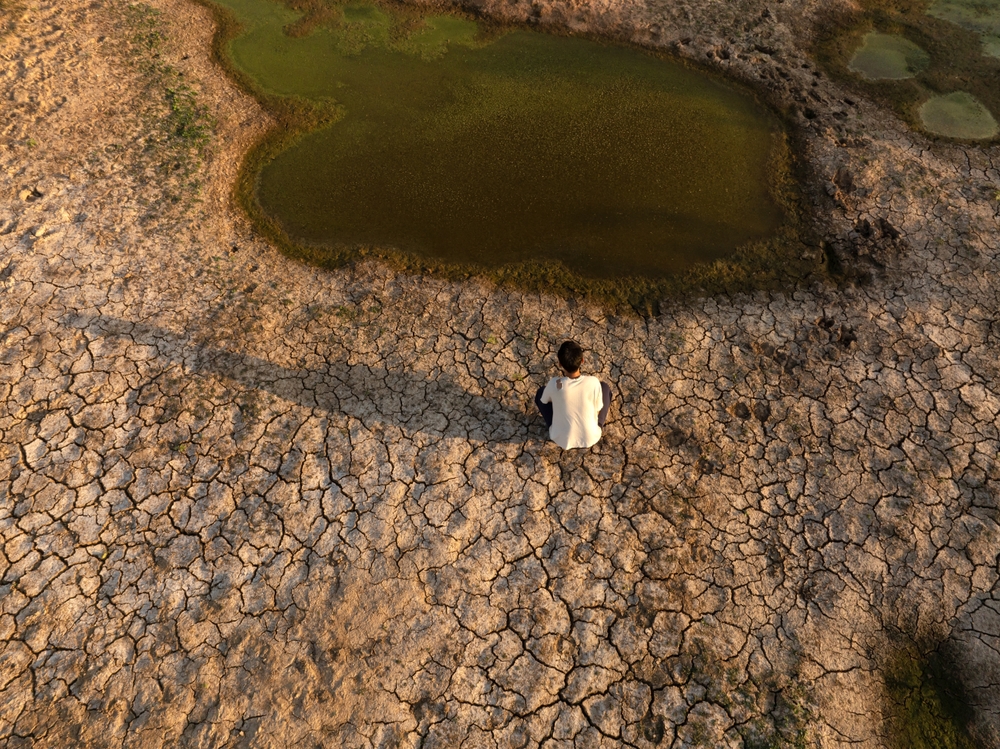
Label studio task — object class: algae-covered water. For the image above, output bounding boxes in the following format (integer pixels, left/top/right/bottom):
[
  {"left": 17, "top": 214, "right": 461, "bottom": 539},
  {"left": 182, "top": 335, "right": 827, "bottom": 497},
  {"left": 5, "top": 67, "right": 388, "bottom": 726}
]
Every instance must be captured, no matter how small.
[
  {"left": 211, "top": 0, "right": 785, "bottom": 278},
  {"left": 848, "top": 32, "right": 929, "bottom": 80},
  {"left": 920, "top": 91, "right": 999, "bottom": 139}
]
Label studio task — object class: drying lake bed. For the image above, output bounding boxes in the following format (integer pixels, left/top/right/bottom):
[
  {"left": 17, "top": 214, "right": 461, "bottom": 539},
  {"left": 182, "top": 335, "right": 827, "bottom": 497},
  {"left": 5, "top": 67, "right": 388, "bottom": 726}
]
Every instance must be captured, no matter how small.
[{"left": 2, "top": 0, "right": 1000, "bottom": 747}]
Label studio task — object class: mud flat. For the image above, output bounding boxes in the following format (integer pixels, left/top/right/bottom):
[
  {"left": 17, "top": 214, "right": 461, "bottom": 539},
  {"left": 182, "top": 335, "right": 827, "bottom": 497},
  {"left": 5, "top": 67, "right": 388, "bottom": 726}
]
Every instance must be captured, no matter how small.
[{"left": 1, "top": 0, "right": 1000, "bottom": 748}]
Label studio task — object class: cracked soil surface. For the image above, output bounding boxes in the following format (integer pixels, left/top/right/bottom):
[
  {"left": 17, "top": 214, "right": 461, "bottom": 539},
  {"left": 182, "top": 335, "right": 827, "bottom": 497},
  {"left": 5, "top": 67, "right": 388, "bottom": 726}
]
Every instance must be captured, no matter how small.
[{"left": 2, "top": 0, "right": 1000, "bottom": 746}]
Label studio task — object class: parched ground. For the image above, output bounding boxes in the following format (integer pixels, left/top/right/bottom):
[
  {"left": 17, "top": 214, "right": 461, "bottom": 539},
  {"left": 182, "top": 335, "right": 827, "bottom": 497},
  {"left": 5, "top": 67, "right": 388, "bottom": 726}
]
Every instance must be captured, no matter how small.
[{"left": 2, "top": 0, "right": 1000, "bottom": 747}]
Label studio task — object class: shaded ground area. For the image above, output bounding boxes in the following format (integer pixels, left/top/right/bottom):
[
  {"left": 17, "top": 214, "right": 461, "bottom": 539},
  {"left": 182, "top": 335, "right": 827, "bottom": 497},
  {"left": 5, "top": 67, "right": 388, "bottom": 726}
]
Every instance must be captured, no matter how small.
[{"left": 1, "top": 0, "right": 1000, "bottom": 747}]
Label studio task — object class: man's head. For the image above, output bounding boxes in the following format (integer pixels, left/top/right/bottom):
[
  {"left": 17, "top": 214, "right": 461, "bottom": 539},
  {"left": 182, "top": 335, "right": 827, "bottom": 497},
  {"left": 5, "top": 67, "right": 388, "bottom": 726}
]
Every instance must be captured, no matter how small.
[{"left": 557, "top": 340, "right": 584, "bottom": 375}]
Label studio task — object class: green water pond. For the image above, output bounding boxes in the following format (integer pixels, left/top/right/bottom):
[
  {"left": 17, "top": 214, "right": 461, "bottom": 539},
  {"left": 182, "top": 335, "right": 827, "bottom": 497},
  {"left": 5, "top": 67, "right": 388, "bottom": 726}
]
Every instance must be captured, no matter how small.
[
  {"left": 848, "top": 32, "right": 929, "bottom": 80},
  {"left": 209, "top": 0, "right": 786, "bottom": 279},
  {"left": 920, "top": 91, "right": 999, "bottom": 139}
]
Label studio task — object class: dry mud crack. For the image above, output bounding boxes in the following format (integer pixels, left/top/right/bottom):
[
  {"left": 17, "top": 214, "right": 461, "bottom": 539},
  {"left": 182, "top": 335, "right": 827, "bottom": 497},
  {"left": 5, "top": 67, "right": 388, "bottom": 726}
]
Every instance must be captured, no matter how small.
[{"left": 2, "top": 0, "right": 1000, "bottom": 747}]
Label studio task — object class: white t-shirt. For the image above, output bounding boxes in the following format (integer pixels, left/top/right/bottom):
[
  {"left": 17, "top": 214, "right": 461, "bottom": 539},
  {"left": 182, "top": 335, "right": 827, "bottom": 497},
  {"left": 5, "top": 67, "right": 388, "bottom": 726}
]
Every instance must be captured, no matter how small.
[{"left": 540, "top": 374, "right": 604, "bottom": 449}]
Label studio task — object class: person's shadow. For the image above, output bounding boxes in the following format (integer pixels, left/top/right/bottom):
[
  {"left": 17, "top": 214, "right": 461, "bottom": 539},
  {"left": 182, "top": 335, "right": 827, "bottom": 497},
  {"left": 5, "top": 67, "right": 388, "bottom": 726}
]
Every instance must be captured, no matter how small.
[{"left": 88, "top": 315, "right": 536, "bottom": 445}]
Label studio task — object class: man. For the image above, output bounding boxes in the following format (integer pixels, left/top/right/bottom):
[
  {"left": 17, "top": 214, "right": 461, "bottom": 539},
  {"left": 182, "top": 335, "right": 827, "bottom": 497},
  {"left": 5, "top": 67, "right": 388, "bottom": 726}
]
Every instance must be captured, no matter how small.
[{"left": 534, "top": 340, "right": 612, "bottom": 449}]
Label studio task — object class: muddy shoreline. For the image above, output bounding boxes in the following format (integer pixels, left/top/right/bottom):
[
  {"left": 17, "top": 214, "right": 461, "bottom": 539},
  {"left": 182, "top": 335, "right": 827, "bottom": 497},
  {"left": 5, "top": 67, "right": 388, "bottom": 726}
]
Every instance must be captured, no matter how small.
[{"left": 196, "top": 0, "right": 827, "bottom": 312}]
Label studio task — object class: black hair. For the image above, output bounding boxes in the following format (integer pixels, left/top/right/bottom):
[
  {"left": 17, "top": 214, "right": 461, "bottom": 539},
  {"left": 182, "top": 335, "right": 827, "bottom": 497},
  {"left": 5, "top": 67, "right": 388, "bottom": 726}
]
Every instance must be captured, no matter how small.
[{"left": 558, "top": 340, "right": 584, "bottom": 373}]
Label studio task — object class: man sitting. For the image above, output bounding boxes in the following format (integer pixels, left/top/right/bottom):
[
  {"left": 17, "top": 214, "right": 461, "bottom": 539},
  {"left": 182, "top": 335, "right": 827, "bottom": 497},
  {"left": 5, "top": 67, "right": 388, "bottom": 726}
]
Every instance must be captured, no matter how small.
[{"left": 534, "top": 340, "right": 612, "bottom": 449}]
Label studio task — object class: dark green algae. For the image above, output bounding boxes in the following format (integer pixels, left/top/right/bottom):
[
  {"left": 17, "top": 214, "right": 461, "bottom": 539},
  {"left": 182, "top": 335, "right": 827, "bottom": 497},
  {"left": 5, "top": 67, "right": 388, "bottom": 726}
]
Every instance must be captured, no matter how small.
[
  {"left": 883, "top": 642, "right": 981, "bottom": 749},
  {"left": 203, "top": 0, "right": 818, "bottom": 309}
]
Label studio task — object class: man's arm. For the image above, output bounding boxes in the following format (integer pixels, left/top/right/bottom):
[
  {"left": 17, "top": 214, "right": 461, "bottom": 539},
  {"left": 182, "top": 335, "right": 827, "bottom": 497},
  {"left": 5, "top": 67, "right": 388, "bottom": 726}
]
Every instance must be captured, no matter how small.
[
  {"left": 540, "top": 378, "right": 554, "bottom": 404},
  {"left": 596, "top": 380, "right": 611, "bottom": 428}
]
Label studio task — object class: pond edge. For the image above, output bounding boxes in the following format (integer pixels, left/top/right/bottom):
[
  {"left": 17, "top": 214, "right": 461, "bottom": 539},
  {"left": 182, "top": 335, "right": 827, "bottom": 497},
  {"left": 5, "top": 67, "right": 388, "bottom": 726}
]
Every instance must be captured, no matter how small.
[{"left": 193, "top": 0, "right": 830, "bottom": 315}]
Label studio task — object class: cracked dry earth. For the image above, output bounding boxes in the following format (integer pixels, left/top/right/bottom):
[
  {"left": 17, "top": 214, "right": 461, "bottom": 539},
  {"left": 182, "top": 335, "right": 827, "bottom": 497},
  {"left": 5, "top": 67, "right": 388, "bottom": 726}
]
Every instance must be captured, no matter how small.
[{"left": 2, "top": 0, "right": 1000, "bottom": 746}]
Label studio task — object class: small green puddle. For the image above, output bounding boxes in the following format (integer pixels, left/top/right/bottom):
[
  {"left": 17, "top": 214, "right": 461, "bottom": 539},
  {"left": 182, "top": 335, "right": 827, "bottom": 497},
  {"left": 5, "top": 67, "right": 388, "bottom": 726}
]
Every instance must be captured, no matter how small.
[
  {"left": 929, "top": 0, "right": 1000, "bottom": 59},
  {"left": 920, "top": 91, "right": 999, "bottom": 138},
  {"left": 848, "top": 32, "right": 929, "bottom": 79},
  {"left": 208, "top": 0, "right": 788, "bottom": 280}
]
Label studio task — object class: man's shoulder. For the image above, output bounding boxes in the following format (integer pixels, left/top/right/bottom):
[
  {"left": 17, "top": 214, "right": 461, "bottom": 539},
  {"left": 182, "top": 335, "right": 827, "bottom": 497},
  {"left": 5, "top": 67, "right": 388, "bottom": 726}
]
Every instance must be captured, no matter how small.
[{"left": 547, "top": 375, "right": 600, "bottom": 393}]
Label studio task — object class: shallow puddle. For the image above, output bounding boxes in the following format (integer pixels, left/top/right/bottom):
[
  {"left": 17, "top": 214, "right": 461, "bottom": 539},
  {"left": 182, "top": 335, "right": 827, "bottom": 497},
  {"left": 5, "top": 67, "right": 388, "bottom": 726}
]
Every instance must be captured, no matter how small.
[
  {"left": 210, "top": 0, "right": 785, "bottom": 279},
  {"left": 848, "top": 32, "right": 929, "bottom": 80},
  {"left": 920, "top": 91, "right": 999, "bottom": 139}
]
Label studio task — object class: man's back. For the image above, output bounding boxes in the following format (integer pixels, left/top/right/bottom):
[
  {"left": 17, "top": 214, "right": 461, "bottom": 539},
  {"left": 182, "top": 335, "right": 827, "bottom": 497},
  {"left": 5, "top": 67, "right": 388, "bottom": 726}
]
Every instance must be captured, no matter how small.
[{"left": 540, "top": 374, "right": 604, "bottom": 449}]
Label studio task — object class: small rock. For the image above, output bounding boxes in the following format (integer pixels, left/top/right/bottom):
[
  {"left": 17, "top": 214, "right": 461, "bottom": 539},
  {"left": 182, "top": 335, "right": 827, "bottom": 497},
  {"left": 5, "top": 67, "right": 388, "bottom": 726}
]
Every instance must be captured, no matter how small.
[
  {"left": 32, "top": 226, "right": 46, "bottom": 238},
  {"left": 87, "top": 544, "right": 108, "bottom": 559},
  {"left": 733, "top": 402, "right": 751, "bottom": 420},
  {"left": 753, "top": 402, "right": 771, "bottom": 422}
]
